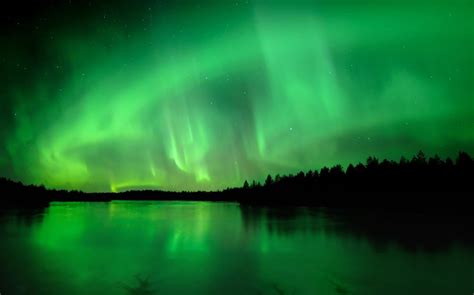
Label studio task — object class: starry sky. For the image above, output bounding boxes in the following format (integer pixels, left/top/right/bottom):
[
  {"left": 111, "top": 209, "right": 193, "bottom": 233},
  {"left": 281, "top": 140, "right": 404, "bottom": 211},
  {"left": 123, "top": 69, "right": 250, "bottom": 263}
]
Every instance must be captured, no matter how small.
[{"left": 1, "top": 0, "right": 473, "bottom": 192}]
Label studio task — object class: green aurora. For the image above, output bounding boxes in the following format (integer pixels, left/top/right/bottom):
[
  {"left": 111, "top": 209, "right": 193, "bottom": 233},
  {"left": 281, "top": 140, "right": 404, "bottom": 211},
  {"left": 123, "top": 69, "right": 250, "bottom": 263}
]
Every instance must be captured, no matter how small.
[{"left": 1, "top": 1, "right": 473, "bottom": 192}]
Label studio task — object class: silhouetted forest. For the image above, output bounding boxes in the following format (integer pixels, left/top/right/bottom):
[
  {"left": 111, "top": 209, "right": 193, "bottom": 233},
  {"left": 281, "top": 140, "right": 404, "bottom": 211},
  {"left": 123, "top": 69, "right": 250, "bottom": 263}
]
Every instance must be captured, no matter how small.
[
  {"left": 1, "top": 151, "right": 473, "bottom": 207},
  {"left": 231, "top": 150, "right": 474, "bottom": 206}
]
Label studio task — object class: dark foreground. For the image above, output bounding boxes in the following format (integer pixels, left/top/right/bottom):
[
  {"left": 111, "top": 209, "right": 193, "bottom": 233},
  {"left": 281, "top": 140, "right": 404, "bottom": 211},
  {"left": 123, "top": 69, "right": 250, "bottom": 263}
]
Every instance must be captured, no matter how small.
[{"left": 1, "top": 201, "right": 473, "bottom": 295}]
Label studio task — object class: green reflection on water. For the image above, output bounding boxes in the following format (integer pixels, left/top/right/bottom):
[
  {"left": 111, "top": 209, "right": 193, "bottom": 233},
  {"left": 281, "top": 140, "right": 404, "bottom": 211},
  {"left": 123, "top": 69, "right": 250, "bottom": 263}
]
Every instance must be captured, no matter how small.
[{"left": 0, "top": 201, "right": 472, "bottom": 295}]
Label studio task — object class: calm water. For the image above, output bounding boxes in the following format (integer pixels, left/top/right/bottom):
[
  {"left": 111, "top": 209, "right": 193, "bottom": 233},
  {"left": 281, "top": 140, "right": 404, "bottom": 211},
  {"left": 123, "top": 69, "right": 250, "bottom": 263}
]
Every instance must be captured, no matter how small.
[{"left": 0, "top": 201, "right": 472, "bottom": 295}]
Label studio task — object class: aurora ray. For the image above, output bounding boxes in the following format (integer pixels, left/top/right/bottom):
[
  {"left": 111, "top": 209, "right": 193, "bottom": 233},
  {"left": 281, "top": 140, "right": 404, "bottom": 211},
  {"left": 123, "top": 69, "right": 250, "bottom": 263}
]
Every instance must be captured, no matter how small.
[{"left": 1, "top": 0, "right": 473, "bottom": 192}]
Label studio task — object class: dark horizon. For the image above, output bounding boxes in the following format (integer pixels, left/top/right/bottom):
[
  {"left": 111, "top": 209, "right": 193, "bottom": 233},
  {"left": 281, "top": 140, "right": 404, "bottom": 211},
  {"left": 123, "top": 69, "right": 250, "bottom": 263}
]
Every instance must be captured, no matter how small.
[
  {"left": 2, "top": 150, "right": 473, "bottom": 207},
  {"left": 0, "top": 150, "right": 472, "bottom": 194}
]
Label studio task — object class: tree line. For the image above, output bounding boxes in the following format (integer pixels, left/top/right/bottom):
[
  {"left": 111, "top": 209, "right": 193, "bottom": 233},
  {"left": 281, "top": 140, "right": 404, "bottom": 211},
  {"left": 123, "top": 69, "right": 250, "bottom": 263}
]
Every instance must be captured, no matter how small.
[
  {"left": 1, "top": 151, "right": 473, "bottom": 207},
  {"left": 227, "top": 151, "right": 473, "bottom": 206},
  {"left": 240, "top": 151, "right": 473, "bottom": 193}
]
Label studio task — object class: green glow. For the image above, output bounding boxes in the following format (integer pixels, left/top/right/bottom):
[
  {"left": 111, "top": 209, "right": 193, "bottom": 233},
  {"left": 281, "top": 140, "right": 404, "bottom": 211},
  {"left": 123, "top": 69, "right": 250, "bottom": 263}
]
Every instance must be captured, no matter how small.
[
  {"left": 0, "top": 202, "right": 472, "bottom": 294},
  {"left": 1, "top": 1, "right": 473, "bottom": 191}
]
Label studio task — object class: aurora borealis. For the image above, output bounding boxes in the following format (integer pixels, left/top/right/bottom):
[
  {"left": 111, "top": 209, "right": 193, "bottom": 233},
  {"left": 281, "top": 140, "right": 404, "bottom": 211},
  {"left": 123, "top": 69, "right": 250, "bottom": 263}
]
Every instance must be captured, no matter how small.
[{"left": 1, "top": 1, "right": 473, "bottom": 192}]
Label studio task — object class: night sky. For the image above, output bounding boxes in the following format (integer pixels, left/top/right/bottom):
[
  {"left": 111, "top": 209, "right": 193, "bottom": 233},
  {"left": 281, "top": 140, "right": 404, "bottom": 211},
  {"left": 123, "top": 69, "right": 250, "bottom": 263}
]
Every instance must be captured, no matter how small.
[{"left": 1, "top": 0, "right": 473, "bottom": 192}]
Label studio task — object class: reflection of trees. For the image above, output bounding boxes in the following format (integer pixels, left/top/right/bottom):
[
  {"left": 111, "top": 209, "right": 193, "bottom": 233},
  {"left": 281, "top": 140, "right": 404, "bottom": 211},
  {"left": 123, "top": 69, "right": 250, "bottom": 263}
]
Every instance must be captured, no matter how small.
[
  {"left": 0, "top": 205, "right": 47, "bottom": 226},
  {"left": 121, "top": 275, "right": 156, "bottom": 295},
  {"left": 239, "top": 205, "right": 474, "bottom": 253}
]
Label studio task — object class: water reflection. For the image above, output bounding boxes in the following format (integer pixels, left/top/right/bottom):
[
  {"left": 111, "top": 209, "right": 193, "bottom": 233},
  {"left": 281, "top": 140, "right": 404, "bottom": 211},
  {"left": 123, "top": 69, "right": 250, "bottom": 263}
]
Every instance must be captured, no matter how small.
[
  {"left": 0, "top": 201, "right": 472, "bottom": 295},
  {"left": 121, "top": 275, "right": 156, "bottom": 295},
  {"left": 239, "top": 205, "right": 474, "bottom": 252}
]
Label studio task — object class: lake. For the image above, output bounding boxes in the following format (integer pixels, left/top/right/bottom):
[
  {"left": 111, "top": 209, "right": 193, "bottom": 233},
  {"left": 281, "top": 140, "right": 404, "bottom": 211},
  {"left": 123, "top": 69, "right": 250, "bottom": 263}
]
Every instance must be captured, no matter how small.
[{"left": 0, "top": 201, "right": 472, "bottom": 294}]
